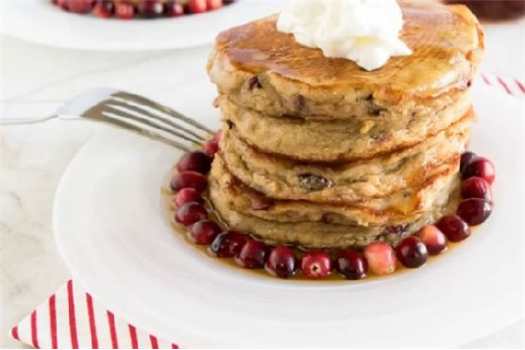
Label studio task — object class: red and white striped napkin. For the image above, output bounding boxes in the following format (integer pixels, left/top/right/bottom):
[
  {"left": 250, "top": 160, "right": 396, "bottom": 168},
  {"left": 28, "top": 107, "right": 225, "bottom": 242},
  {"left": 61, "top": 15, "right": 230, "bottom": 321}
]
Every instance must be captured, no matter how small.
[
  {"left": 10, "top": 74, "right": 524, "bottom": 349},
  {"left": 479, "top": 73, "right": 525, "bottom": 97},
  {"left": 11, "top": 280, "right": 179, "bottom": 349}
]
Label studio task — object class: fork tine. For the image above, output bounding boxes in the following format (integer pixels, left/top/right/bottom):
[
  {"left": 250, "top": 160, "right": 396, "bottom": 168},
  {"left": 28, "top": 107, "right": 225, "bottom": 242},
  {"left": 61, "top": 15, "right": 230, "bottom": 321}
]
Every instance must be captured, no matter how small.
[
  {"left": 100, "top": 112, "right": 193, "bottom": 152},
  {"left": 104, "top": 105, "right": 204, "bottom": 146},
  {"left": 109, "top": 99, "right": 208, "bottom": 142},
  {"left": 113, "top": 91, "right": 215, "bottom": 135}
]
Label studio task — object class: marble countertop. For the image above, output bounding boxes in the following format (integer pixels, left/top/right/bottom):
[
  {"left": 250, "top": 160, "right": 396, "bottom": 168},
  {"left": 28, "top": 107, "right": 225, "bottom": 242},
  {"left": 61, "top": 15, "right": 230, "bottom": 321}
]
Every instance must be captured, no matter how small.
[{"left": 1, "top": 17, "right": 524, "bottom": 348}]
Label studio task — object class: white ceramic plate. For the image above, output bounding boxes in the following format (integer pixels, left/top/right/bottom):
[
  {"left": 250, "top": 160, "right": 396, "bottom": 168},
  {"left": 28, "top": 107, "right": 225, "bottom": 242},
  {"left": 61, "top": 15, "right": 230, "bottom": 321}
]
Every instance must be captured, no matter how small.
[
  {"left": 0, "top": 0, "right": 283, "bottom": 51},
  {"left": 53, "top": 80, "right": 525, "bottom": 347}
]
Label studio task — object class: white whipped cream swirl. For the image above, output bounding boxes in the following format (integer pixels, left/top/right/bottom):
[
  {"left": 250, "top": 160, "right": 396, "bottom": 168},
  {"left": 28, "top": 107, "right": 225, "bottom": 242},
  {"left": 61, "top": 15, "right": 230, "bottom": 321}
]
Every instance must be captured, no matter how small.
[{"left": 277, "top": 0, "right": 412, "bottom": 71}]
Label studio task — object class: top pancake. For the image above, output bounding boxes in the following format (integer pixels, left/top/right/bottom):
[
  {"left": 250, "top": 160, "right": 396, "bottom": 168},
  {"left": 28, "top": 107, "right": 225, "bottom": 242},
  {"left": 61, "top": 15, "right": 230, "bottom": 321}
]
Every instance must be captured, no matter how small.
[{"left": 208, "top": 2, "right": 484, "bottom": 119}]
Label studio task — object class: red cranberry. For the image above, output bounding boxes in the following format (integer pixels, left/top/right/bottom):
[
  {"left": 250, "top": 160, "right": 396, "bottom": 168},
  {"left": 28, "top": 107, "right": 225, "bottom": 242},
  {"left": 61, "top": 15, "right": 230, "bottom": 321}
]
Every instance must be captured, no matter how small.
[
  {"left": 172, "top": 188, "right": 203, "bottom": 208},
  {"left": 418, "top": 225, "right": 447, "bottom": 255},
  {"left": 209, "top": 231, "right": 248, "bottom": 258},
  {"left": 188, "top": 220, "right": 221, "bottom": 245},
  {"left": 207, "top": 0, "right": 223, "bottom": 10},
  {"left": 335, "top": 250, "right": 368, "bottom": 280},
  {"left": 437, "top": 215, "right": 471, "bottom": 242},
  {"left": 265, "top": 246, "right": 298, "bottom": 279},
  {"left": 170, "top": 171, "right": 207, "bottom": 192},
  {"left": 235, "top": 241, "right": 268, "bottom": 269},
  {"left": 363, "top": 242, "right": 396, "bottom": 275},
  {"left": 462, "top": 157, "right": 496, "bottom": 185},
  {"left": 55, "top": 0, "right": 69, "bottom": 10},
  {"left": 177, "top": 151, "right": 212, "bottom": 174},
  {"left": 174, "top": 202, "right": 207, "bottom": 226},
  {"left": 461, "top": 176, "right": 492, "bottom": 202},
  {"left": 165, "top": 1, "right": 184, "bottom": 16},
  {"left": 457, "top": 199, "right": 492, "bottom": 225},
  {"left": 66, "top": 0, "right": 93, "bottom": 13},
  {"left": 395, "top": 236, "right": 428, "bottom": 268},
  {"left": 93, "top": 0, "right": 114, "bottom": 18},
  {"left": 187, "top": 0, "right": 208, "bottom": 13},
  {"left": 460, "top": 151, "right": 478, "bottom": 173},
  {"left": 203, "top": 140, "right": 219, "bottom": 157},
  {"left": 301, "top": 251, "right": 333, "bottom": 279},
  {"left": 137, "top": 0, "right": 164, "bottom": 17},
  {"left": 115, "top": 1, "right": 135, "bottom": 19}
]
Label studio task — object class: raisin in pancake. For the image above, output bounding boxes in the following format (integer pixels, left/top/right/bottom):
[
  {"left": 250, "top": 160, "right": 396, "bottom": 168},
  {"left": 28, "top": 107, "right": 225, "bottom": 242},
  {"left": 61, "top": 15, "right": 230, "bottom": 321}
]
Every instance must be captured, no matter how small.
[
  {"left": 219, "top": 116, "right": 471, "bottom": 204},
  {"left": 219, "top": 96, "right": 472, "bottom": 162},
  {"left": 207, "top": 2, "right": 484, "bottom": 119}
]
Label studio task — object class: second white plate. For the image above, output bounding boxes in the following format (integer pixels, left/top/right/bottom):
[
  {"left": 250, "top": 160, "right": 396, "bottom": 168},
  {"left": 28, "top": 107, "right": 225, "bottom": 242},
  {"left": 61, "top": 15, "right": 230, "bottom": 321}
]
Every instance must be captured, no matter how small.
[
  {"left": 0, "top": 0, "right": 283, "bottom": 51},
  {"left": 53, "top": 80, "right": 525, "bottom": 347}
]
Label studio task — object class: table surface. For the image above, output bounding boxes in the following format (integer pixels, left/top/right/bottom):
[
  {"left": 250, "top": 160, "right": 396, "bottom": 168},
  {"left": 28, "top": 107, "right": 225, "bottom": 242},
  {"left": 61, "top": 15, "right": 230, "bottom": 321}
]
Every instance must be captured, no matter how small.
[{"left": 1, "top": 17, "right": 524, "bottom": 348}]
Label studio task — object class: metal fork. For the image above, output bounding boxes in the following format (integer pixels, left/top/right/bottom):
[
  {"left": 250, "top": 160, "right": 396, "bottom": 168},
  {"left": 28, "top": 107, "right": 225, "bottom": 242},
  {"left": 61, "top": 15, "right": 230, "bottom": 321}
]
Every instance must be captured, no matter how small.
[{"left": 1, "top": 88, "right": 215, "bottom": 152}]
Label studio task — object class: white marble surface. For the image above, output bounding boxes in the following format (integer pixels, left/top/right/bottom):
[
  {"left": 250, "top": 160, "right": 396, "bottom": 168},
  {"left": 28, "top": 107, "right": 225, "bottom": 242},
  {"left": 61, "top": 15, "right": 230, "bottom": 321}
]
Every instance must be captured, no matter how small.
[{"left": 1, "top": 16, "right": 525, "bottom": 348}]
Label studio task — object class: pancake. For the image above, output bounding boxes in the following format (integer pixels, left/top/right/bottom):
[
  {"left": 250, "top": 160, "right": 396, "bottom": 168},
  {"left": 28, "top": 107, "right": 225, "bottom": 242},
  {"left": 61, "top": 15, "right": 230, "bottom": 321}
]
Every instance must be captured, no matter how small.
[
  {"left": 219, "top": 115, "right": 471, "bottom": 204},
  {"left": 210, "top": 154, "right": 459, "bottom": 227},
  {"left": 219, "top": 96, "right": 473, "bottom": 162},
  {"left": 207, "top": 2, "right": 484, "bottom": 119},
  {"left": 209, "top": 156, "right": 460, "bottom": 248}
]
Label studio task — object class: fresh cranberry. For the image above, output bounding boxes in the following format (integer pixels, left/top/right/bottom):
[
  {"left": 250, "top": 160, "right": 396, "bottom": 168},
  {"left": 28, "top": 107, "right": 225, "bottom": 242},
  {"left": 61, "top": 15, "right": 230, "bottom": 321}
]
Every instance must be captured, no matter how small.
[
  {"left": 363, "top": 242, "right": 396, "bottom": 275},
  {"left": 137, "top": 0, "right": 164, "bottom": 17},
  {"left": 66, "top": 0, "right": 93, "bottom": 13},
  {"left": 418, "top": 225, "right": 447, "bottom": 255},
  {"left": 460, "top": 151, "right": 478, "bottom": 173},
  {"left": 395, "top": 236, "right": 428, "bottom": 268},
  {"left": 301, "top": 251, "right": 333, "bottom": 279},
  {"left": 55, "top": 0, "right": 69, "bottom": 10},
  {"left": 437, "top": 215, "right": 471, "bottom": 242},
  {"left": 335, "top": 250, "right": 368, "bottom": 280},
  {"left": 187, "top": 0, "right": 208, "bottom": 13},
  {"left": 172, "top": 187, "right": 203, "bottom": 207},
  {"left": 207, "top": 0, "right": 223, "bottom": 10},
  {"left": 93, "top": 0, "right": 114, "bottom": 17},
  {"left": 174, "top": 202, "right": 207, "bottom": 226},
  {"left": 457, "top": 199, "right": 492, "bottom": 225},
  {"left": 265, "top": 246, "right": 298, "bottom": 279},
  {"left": 170, "top": 171, "right": 208, "bottom": 192},
  {"left": 203, "top": 140, "right": 219, "bottom": 157},
  {"left": 462, "top": 157, "right": 496, "bottom": 185},
  {"left": 177, "top": 151, "right": 212, "bottom": 174},
  {"left": 165, "top": 1, "right": 184, "bottom": 16},
  {"left": 115, "top": 1, "right": 135, "bottom": 19},
  {"left": 188, "top": 220, "right": 221, "bottom": 245},
  {"left": 235, "top": 241, "right": 268, "bottom": 269},
  {"left": 214, "top": 130, "right": 222, "bottom": 142},
  {"left": 209, "top": 231, "right": 248, "bottom": 258},
  {"left": 461, "top": 176, "right": 492, "bottom": 202}
]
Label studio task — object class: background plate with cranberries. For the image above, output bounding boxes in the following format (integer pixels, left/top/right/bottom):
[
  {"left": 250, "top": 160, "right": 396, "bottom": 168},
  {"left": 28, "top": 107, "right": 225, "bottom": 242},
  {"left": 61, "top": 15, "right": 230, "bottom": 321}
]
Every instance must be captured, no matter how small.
[{"left": 1, "top": 0, "right": 283, "bottom": 50}]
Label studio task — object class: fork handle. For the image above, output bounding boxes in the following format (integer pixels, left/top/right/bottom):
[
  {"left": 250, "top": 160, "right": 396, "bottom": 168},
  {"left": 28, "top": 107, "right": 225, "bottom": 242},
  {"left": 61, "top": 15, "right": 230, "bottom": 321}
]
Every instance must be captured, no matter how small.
[{"left": 0, "top": 114, "right": 58, "bottom": 125}]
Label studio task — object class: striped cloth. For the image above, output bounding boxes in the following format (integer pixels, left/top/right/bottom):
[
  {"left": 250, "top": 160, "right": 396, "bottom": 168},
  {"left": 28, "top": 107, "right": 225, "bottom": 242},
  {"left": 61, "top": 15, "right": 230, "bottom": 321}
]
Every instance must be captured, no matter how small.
[
  {"left": 479, "top": 73, "right": 525, "bottom": 97},
  {"left": 11, "top": 281, "right": 178, "bottom": 349},
  {"left": 10, "top": 74, "right": 524, "bottom": 349}
]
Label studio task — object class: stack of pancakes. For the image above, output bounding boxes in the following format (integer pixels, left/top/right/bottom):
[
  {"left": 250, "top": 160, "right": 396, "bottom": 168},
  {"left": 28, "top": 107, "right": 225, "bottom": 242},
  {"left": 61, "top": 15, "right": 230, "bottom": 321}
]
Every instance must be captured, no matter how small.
[{"left": 206, "top": 2, "right": 484, "bottom": 249}]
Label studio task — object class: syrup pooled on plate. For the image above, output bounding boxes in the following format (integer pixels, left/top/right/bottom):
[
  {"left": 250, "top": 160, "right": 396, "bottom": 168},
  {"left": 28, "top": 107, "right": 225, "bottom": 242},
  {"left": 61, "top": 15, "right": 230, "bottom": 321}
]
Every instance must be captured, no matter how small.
[{"left": 165, "top": 136, "right": 495, "bottom": 282}]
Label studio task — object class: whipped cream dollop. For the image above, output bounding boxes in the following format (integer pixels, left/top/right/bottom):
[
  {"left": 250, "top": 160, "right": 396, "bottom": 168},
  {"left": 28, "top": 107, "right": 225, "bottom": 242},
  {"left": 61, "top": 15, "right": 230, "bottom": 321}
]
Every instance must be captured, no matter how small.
[{"left": 276, "top": 0, "right": 412, "bottom": 71}]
